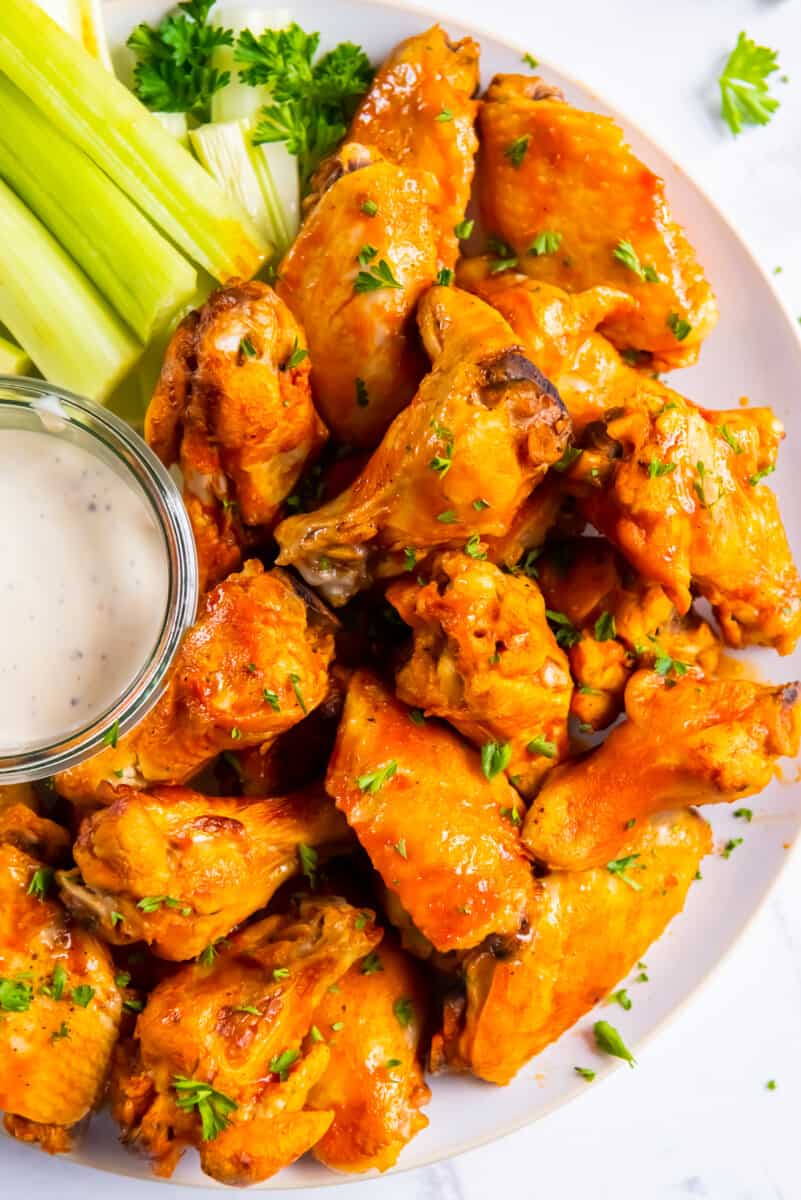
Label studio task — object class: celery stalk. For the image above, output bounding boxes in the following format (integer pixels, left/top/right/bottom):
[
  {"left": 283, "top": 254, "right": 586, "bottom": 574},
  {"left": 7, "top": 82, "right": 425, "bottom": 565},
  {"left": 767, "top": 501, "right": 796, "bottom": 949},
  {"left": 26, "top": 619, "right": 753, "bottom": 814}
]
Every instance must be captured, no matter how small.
[
  {"left": 0, "top": 76, "right": 197, "bottom": 342},
  {"left": 0, "top": 178, "right": 141, "bottom": 401},
  {"left": 0, "top": 0, "right": 270, "bottom": 282},
  {"left": 153, "top": 112, "right": 191, "bottom": 149},
  {"left": 211, "top": 7, "right": 291, "bottom": 122},
  {"left": 0, "top": 332, "right": 33, "bottom": 376},
  {"left": 33, "top": 0, "right": 112, "bottom": 68},
  {"left": 191, "top": 120, "right": 290, "bottom": 256}
]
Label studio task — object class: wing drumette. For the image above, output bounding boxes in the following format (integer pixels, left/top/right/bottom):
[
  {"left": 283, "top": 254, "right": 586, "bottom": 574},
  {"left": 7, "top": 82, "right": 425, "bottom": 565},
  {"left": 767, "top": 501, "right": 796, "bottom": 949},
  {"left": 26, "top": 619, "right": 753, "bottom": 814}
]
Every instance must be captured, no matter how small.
[
  {"left": 432, "top": 809, "right": 710, "bottom": 1084},
  {"left": 308, "top": 937, "right": 431, "bottom": 1173},
  {"left": 146, "top": 282, "right": 327, "bottom": 590},
  {"left": 388, "top": 551, "right": 573, "bottom": 794},
  {"left": 56, "top": 562, "right": 335, "bottom": 807},
  {"left": 276, "top": 285, "right": 570, "bottom": 605},
  {"left": 58, "top": 785, "right": 351, "bottom": 959},
  {"left": 110, "top": 898, "right": 381, "bottom": 1184},
  {"left": 326, "top": 670, "right": 537, "bottom": 951},
  {"left": 477, "top": 74, "right": 718, "bottom": 368},
  {"left": 522, "top": 669, "right": 800, "bottom": 870},
  {"left": 0, "top": 843, "right": 122, "bottom": 1150}
]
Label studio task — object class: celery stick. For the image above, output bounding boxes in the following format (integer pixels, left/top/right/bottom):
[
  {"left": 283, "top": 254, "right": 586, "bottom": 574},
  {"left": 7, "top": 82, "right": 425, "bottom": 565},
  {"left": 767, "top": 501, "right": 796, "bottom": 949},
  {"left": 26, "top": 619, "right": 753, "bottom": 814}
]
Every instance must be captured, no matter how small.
[
  {"left": 0, "top": 0, "right": 270, "bottom": 282},
  {"left": 34, "top": 0, "right": 112, "bottom": 68},
  {"left": 153, "top": 112, "right": 191, "bottom": 149},
  {"left": 191, "top": 120, "right": 290, "bottom": 256},
  {"left": 0, "top": 178, "right": 141, "bottom": 401},
  {"left": 0, "top": 76, "right": 197, "bottom": 342},
  {"left": 211, "top": 7, "right": 291, "bottom": 122},
  {"left": 0, "top": 332, "right": 33, "bottom": 376}
]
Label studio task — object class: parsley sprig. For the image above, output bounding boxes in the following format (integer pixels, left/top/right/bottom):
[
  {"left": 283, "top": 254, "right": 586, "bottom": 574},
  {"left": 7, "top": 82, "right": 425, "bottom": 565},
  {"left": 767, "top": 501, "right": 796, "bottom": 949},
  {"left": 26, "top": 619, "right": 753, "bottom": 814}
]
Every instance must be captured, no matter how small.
[
  {"left": 719, "top": 32, "right": 781, "bottom": 136},
  {"left": 127, "top": 1, "right": 233, "bottom": 123},
  {"left": 173, "top": 1076, "right": 237, "bottom": 1141}
]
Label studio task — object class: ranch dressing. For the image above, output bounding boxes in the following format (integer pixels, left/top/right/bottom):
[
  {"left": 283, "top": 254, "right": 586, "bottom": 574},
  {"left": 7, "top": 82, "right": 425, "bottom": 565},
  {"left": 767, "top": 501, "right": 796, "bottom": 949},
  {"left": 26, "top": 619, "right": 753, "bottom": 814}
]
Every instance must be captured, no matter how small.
[{"left": 0, "top": 428, "right": 168, "bottom": 752}]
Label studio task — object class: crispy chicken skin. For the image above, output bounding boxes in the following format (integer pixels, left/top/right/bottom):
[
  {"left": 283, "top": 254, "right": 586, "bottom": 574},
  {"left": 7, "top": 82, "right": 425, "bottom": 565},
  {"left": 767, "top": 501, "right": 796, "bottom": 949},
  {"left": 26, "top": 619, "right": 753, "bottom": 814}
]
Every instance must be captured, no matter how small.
[
  {"left": 145, "top": 282, "right": 327, "bottom": 591},
  {"left": 326, "top": 671, "right": 537, "bottom": 952},
  {"left": 275, "top": 285, "right": 570, "bottom": 605},
  {"left": 0, "top": 801, "right": 70, "bottom": 863},
  {"left": 0, "top": 843, "right": 122, "bottom": 1141},
  {"left": 432, "top": 809, "right": 711, "bottom": 1085},
  {"left": 388, "top": 551, "right": 573, "bottom": 794},
  {"left": 477, "top": 74, "right": 718, "bottom": 368},
  {"left": 277, "top": 144, "right": 438, "bottom": 447},
  {"left": 110, "top": 898, "right": 381, "bottom": 1184},
  {"left": 308, "top": 937, "right": 431, "bottom": 1173},
  {"left": 56, "top": 562, "right": 335, "bottom": 807},
  {"left": 523, "top": 670, "right": 801, "bottom": 870},
  {"left": 348, "top": 26, "right": 480, "bottom": 265},
  {"left": 58, "top": 785, "right": 351, "bottom": 960},
  {"left": 537, "top": 537, "right": 720, "bottom": 729}
]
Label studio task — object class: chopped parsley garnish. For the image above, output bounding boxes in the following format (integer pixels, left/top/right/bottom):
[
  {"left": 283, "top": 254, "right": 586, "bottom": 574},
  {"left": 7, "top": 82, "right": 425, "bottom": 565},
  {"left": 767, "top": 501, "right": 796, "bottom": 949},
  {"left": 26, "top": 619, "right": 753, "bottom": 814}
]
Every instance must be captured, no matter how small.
[
  {"left": 464, "top": 534, "right": 487, "bottom": 560},
  {"left": 199, "top": 939, "right": 228, "bottom": 967},
  {"left": 436, "top": 509, "right": 458, "bottom": 524},
  {"left": 473, "top": 497, "right": 490, "bottom": 511},
  {"left": 361, "top": 951, "right": 383, "bottom": 975},
  {"left": 173, "top": 1075, "right": 238, "bottom": 1140},
  {"left": 546, "top": 609, "right": 582, "bottom": 649},
  {"left": 719, "top": 32, "right": 781, "bottom": 136},
  {"left": 653, "top": 652, "right": 689, "bottom": 678},
  {"left": 528, "top": 230, "right": 563, "bottom": 257},
  {"left": 393, "top": 997, "right": 415, "bottom": 1028},
  {"left": 127, "top": 0, "right": 233, "bottom": 123},
  {"left": 281, "top": 337, "right": 308, "bottom": 371},
  {"left": 102, "top": 720, "right": 120, "bottom": 749},
  {"left": 263, "top": 688, "right": 280, "bottom": 711},
  {"left": 666, "top": 311, "right": 692, "bottom": 341},
  {"left": 594, "top": 1019, "right": 636, "bottom": 1067},
  {"left": 594, "top": 611, "right": 616, "bottom": 642},
  {"left": 290, "top": 672, "right": 307, "bottom": 713},
  {"left": 298, "top": 843, "right": 318, "bottom": 887},
  {"left": 454, "top": 218, "right": 475, "bottom": 240},
  {"left": 361, "top": 199, "right": 378, "bottom": 217},
  {"left": 436, "top": 267, "right": 454, "bottom": 287},
  {"left": 115, "top": 972, "right": 132, "bottom": 988},
  {"left": 722, "top": 837, "right": 743, "bottom": 859},
  {"left": 522, "top": 53, "right": 539, "bottom": 69},
  {"left": 481, "top": 740, "right": 511, "bottom": 781},
  {"left": 233, "top": 1005, "right": 261, "bottom": 1015},
  {"left": 552, "top": 445, "right": 583, "bottom": 472},
  {"left": 110, "top": 911, "right": 124, "bottom": 928},
  {"left": 403, "top": 546, "right": 417, "bottom": 572},
  {"left": 0, "top": 978, "right": 33, "bottom": 1011},
  {"left": 272, "top": 967, "right": 290, "bottom": 981},
  {"left": 734, "top": 807, "right": 753, "bottom": 822},
  {"left": 239, "top": 336, "right": 257, "bottom": 359},
  {"left": 504, "top": 135, "right": 530, "bottom": 168},
  {"left": 719, "top": 424, "right": 743, "bottom": 454},
  {"left": 610, "top": 988, "right": 632, "bottom": 1011},
  {"left": 357, "top": 244, "right": 377, "bottom": 265},
  {"left": 42, "top": 963, "right": 67, "bottom": 1001},
  {"left": 331, "top": 1020, "right": 344, "bottom": 1030},
  {"left": 230, "top": 726, "right": 242, "bottom": 740},
  {"left": 394, "top": 838, "right": 408, "bottom": 859},
  {"left": 357, "top": 760, "right": 398, "bottom": 794},
  {"left": 429, "top": 421, "right": 454, "bottom": 475},
  {"left": 607, "top": 854, "right": 642, "bottom": 891},
  {"left": 385, "top": 1058, "right": 402, "bottom": 1068},
  {"left": 241, "top": 25, "right": 373, "bottom": 188},
  {"left": 501, "top": 805, "right": 522, "bottom": 827},
  {"left": 487, "top": 235, "right": 518, "bottom": 274},
  {"left": 355, "top": 377, "right": 369, "bottom": 407},
  {"left": 613, "top": 240, "right": 659, "bottom": 282},
  {"left": 748, "top": 464, "right": 775, "bottom": 486},
  {"left": 436, "top": 108, "right": 453, "bottom": 122},
  {"left": 124, "top": 998, "right": 144, "bottom": 1013},
  {"left": 354, "top": 913, "right": 369, "bottom": 930},
  {"left": 310, "top": 1024, "right": 324, "bottom": 1043},
  {"left": 71, "top": 985, "right": 95, "bottom": 1008},
  {"left": 574, "top": 1066, "right": 596, "bottom": 1081},
  {"left": 408, "top": 708, "right": 426, "bottom": 726},
  {"left": 137, "top": 894, "right": 190, "bottom": 915},
  {"left": 354, "top": 257, "right": 403, "bottom": 293},
  {"left": 51, "top": 1021, "right": 70, "bottom": 1042},
  {"left": 648, "top": 458, "right": 676, "bottom": 478},
  {"left": 527, "top": 735, "right": 557, "bottom": 758},
  {"left": 27, "top": 866, "right": 53, "bottom": 901}
]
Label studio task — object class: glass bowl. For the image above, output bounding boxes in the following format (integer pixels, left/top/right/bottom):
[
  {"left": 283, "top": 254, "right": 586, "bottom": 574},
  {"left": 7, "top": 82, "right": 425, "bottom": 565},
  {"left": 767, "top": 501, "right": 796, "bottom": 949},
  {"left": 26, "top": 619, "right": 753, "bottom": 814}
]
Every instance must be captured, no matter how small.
[{"left": 0, "top": 376, "right": 198, "bottom": 783}]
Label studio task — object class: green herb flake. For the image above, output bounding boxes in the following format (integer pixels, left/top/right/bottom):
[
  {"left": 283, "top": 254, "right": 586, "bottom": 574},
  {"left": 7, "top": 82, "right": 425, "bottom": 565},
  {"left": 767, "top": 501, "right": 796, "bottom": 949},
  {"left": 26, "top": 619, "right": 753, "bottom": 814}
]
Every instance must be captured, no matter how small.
[
  {"left": 263, "top": 688, "right": 280, "bottom": 712},
  {"left": 594, "top": 1019, "right": 636, "bottom": 1067},
  {"left": 281, "top": 336, "right": 308, "bottom": 371},
  {"left": 528, "top": 230, "right": 563, "bottom": 257},
  {"left": 610, "top": 988, "right": 632, "bottom": 1011},
  {"left": 269, "top": 1048, "right": 300, "bottom": 1080},
  {"left": 173, "top": 1075, "right": 238, "bottom": 1140},
  {"left": 102, "top": 720, "right": 120, "bottom": 749},
  {"left": 454, "top": 218, "right": 475, "bottom": 240},
  {"left": 27, "top": 866, "right": 53, "bottom": 901},
  {"left": 298, "top": 843, "right": 318, "bottom": 888},
  {"left": 464, "top": 534, "right": 487, "bottom": 560},
  {"left": 481, "top": 740, "right": 512, "bottom": 781},
  {"left": 357, "top": 760, "right": 398, "bottom": 794},
  {"left": 648, "top": 459, "right": 676, "bottom": 478},
  {"left": 354, "top": 258, "right": 403, "bottom": 293},
  {"left": 527, "top": 735, "right": 557, "bottom": 758},
  {"left": 719, "top": 424, "right": 743, "bottom": 454},
  {"left": 355, "top": 377, "right": 369, "bottom": 407},
  {"left": 394, "top": 838, "right": 408, "bottom": 859},
  {"left": 613, "top": 239, "right": 659, "bottom": 282},
  {"left": 594, "top": 611, "right": 617, "bottom": 642},
  {"left": 552, "top": 445, "right": 583, "bottom": 472},
  {"left": 0, "top": 978, "right": 32, "bottom": 1012},
  {"left": 666, "top": 311, "right": 692, "bottom": 341},
  {"left": 272, "top": 967, "right": 290, "bottom": 981},
  {"left": 361, "top": 199, "right": 378, "bottom": 217},
  {"left": 393, "top": 997, "right": 415, "bottom": 1028},
  {"left": 734, "top": 807, "right": 753, "bottom": 822},
  {"left": 310, "top": 1024, "right": 324, "bottom": 1043},
  {"left": 70, "top": 985, "right": 95, "bottom": 1009},
  {"left": 722, "top": 837, "right": 744, "bottom": 859},
  {"left": 436, "top": 509, "right": 458, "bottom": 524},
  {"left": 290, "top": 672, "right": 307, "bottom": 714},
  {"left": 361, "top": 952, "right": 383, "bottom": 976},
  {"left": 719, "top": 32, "right": 781, "bottom": 136},
  {"left": 748, "top": 465, "right": 776, "bottom": 486},
  {"left": 239, "top": 336, "right": 257, "bottom": 359},
  {"left": 436, "top": 108, "right": 453, "bottom": 122},
  {"left": 607, "top": 854, "right": 642, "bottom": 891},
  {"left": 436, "top": 267, "right": 454, "bottom": 287},
  {"left": 504, "top": 135, "right": 530, "bottom": 168}
]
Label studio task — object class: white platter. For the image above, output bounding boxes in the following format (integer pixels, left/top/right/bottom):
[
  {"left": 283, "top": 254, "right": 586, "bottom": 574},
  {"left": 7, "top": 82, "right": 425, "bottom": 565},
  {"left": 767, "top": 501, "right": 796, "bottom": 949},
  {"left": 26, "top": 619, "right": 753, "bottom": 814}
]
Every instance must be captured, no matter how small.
[{"left": 10, "top": 0, "right": 801, "bottom": 1187}]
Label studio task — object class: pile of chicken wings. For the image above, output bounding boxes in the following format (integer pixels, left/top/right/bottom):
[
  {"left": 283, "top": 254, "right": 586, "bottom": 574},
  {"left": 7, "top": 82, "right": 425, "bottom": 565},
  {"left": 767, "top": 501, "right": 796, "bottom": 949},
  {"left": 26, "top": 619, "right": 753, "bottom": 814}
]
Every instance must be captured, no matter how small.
[{"left": 2, "top": 27, "right": 800, "bottom": 1185}]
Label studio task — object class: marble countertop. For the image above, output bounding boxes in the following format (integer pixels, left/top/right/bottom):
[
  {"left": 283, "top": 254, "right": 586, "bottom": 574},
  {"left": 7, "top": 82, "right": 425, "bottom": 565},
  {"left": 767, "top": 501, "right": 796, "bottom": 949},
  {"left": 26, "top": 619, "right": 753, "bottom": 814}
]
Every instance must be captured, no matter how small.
[{"left": 8, "top": 0, "right": 801, "bottom": 1195}]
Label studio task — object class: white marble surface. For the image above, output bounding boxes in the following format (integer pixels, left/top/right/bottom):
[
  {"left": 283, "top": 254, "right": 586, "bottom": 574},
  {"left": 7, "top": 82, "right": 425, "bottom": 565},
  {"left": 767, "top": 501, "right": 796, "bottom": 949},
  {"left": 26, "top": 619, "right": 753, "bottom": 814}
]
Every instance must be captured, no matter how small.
[{"left": 7, "top": 0, "right": 801, "bottom": 1195}]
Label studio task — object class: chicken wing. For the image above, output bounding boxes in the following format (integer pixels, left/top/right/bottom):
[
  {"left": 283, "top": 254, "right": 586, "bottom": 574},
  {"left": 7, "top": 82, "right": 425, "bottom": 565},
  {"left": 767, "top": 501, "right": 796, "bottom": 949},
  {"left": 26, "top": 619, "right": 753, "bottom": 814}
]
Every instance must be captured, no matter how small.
[
  {"left": 537, "top": 536, "right": 720, "bottom": 730},
  {"left": 388, "top": 551, "right": 573, "bottom": 794},
  {"left": 58, "top": 785, "right": 351, "bottom": 959},
  {"left": 432, "top": 809, "right": 711, "bottom": 1085},
  {"left": 326, "top": 670, "right": 537, "bottom": 952},
  {"left": 348, "top": 26, "right": 479, "bottom": 265},
  {"left": 0, "top": 843, "right": 122, "bottom": 1146},
  {"left": 477, "top": 74, "right": 718, "bottom": 368},
  {"left": 145, "top": 282, "right": 327, "bottom": 591},
  {"left": 56, "top": 562, "right": 335, "bottom": 807},
  {"left": 277, "top": 144, "right": 439, "bottom": 447},
  {"left": 110, "top": 897, "right": 381, "bottom": 1184},
  {"left": 308, "top": 936, "right": 431, "bottom": 1173},
  {"left": 0, "top": 787, "right": 70, "bottom": 863},
  {"left": 275, "top": 284, "right": 570, "bottom": 605},
  {"left": 523, "top": 669, "right": 800, "bottom": 870}
]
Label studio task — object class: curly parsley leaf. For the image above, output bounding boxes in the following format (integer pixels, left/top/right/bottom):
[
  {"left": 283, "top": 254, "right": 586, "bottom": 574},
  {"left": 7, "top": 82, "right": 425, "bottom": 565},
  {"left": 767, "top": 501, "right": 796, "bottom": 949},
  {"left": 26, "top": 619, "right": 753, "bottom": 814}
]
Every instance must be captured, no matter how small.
[
  {"left": 719, "top": 32, "right": 781, "bottom": 136},
  {"left": 173, "top": 1076, "right": 237, "bottom": 1140},
  {"left": 127, "top": 1, "right": 233, "bottom": 122}
]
